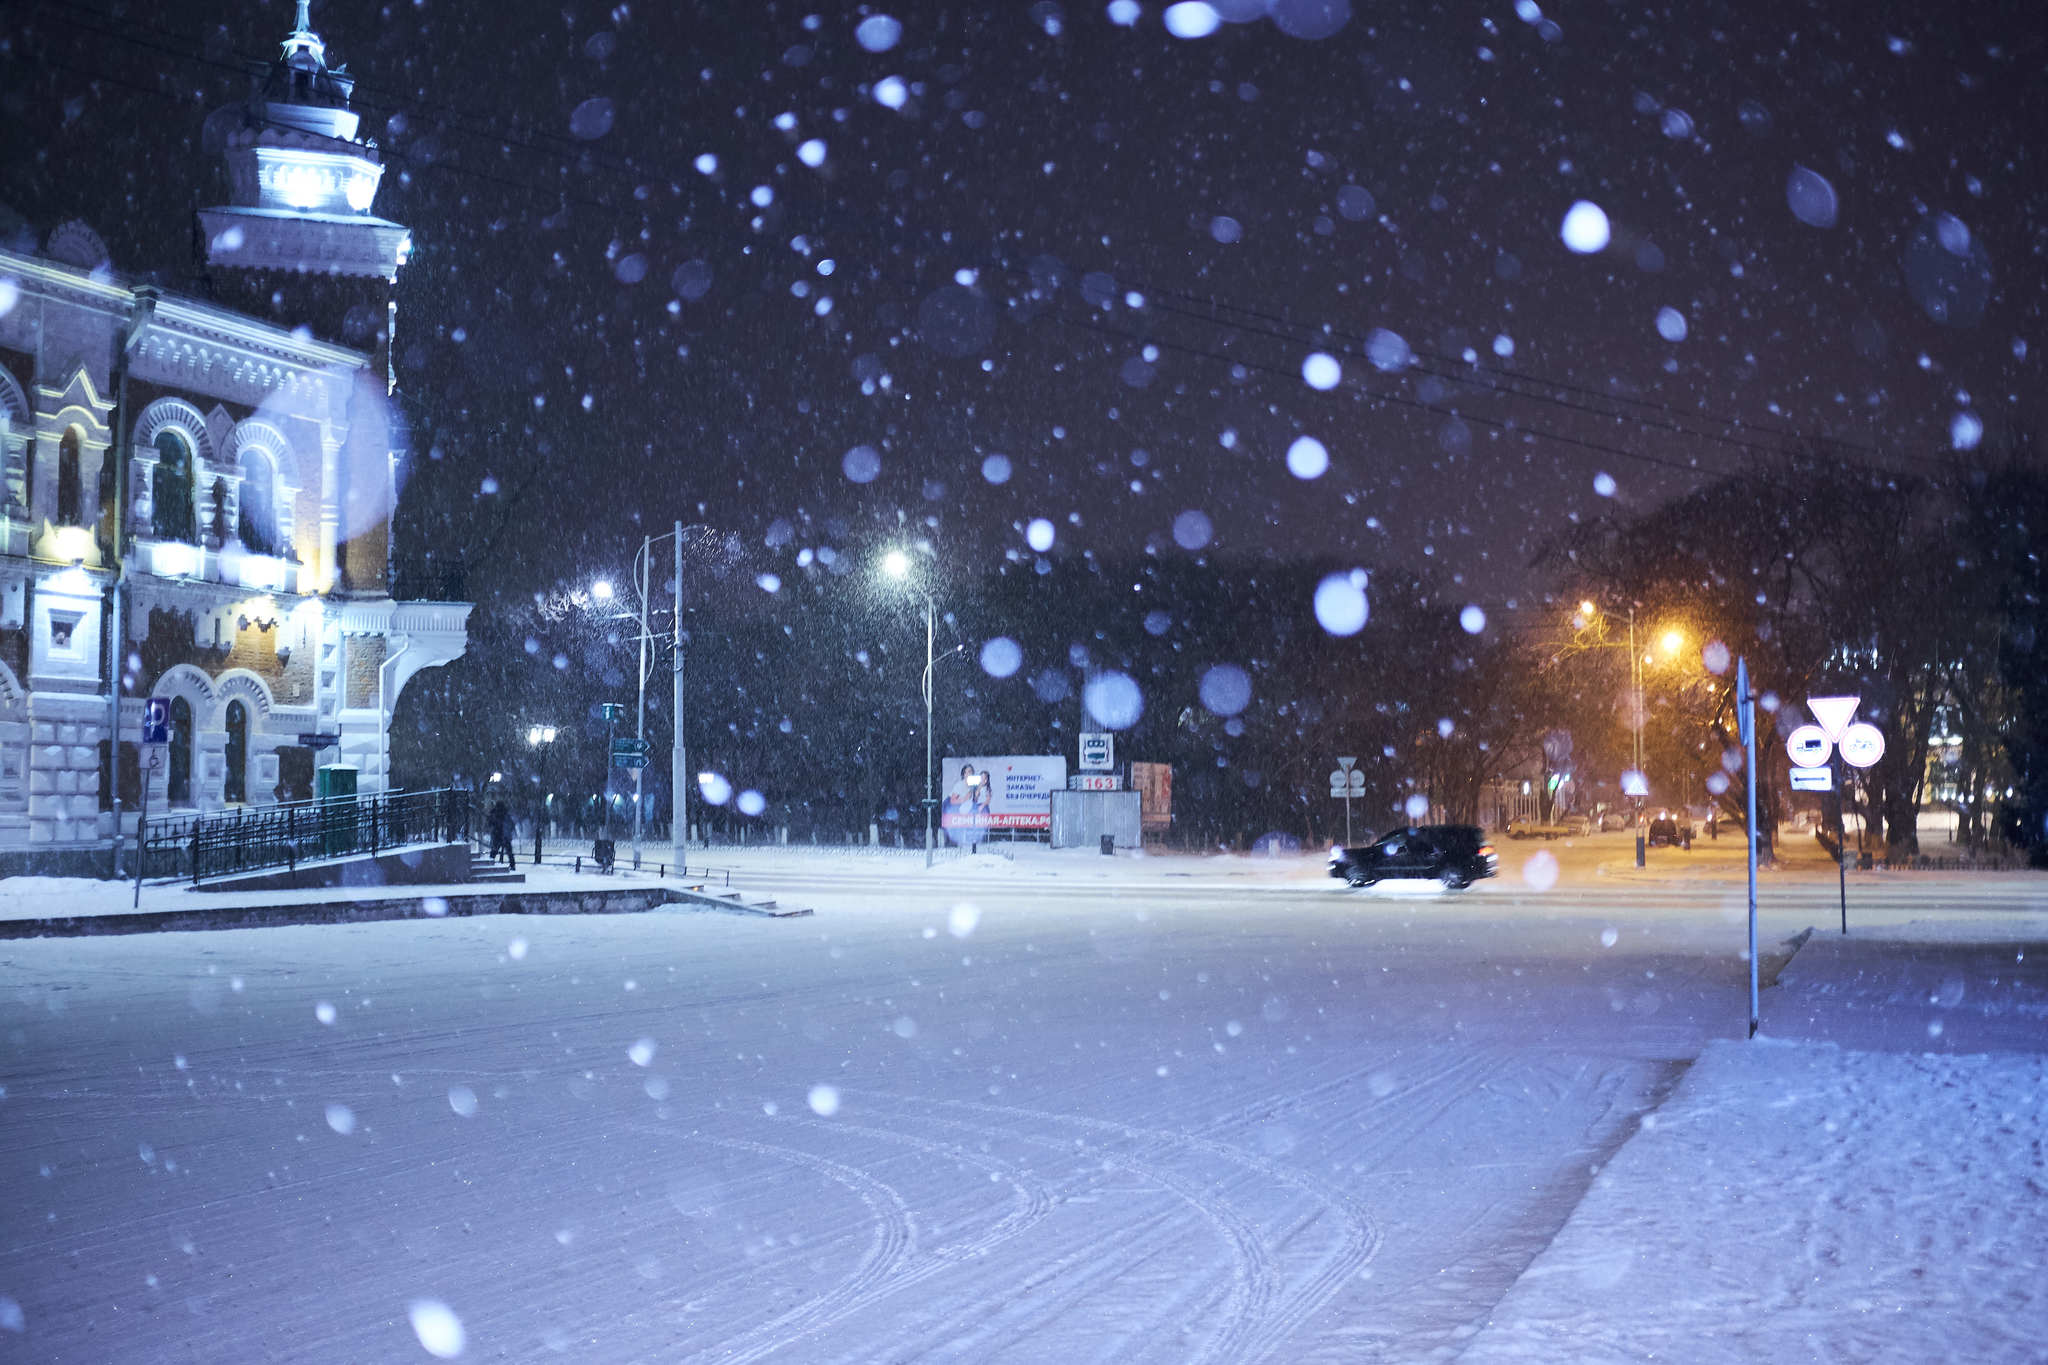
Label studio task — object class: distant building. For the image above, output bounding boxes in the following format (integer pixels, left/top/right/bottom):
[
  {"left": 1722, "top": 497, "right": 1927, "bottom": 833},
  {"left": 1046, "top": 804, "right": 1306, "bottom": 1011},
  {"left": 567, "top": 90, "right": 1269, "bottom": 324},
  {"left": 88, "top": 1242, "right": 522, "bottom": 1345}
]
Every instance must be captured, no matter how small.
[{"left": 0, "top": 2, "right": 467, "bottom": 874}]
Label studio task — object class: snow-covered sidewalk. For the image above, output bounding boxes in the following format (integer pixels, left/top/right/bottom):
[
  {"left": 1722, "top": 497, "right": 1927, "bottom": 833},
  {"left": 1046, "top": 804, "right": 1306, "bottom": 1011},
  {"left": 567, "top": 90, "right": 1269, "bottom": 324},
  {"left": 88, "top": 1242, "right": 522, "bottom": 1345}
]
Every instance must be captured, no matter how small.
[{"left": 1463, "top": 926, "right": 2048, "bottom": 1362}]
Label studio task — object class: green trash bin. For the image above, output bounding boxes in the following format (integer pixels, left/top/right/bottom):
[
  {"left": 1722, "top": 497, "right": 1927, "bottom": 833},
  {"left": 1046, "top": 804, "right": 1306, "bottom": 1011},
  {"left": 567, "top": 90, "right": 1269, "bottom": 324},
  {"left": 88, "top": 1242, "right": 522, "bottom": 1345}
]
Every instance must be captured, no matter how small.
[{"left": 317, "top": 764, "right": 358, "bottom": 858}]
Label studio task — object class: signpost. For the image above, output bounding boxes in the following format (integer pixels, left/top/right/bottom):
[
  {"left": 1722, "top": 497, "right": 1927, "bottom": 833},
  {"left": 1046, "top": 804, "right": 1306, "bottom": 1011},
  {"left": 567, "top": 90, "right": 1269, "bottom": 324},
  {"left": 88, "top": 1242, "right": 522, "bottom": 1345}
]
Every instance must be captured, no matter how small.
[
  {"left": 1328, "top": 756, "right": 1365, "bottom": 846},
  {"left": 1738, "top": 659, "right": 1759, "bottom": 1038},
  {"left": 1790, "top": 696, "right": 1887, "bottom": 936},
  {"left": 611, "top": 737, "right": 652, "bottom": 770},
  {"left": 134, "top": 699, "right": 171, "bottom": 908}
]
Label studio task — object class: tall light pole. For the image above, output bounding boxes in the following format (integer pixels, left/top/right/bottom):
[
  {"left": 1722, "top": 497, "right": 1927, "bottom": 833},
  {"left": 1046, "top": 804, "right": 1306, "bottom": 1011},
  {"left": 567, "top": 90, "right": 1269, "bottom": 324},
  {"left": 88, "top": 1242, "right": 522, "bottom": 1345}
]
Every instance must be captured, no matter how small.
[
  {"left": 672, "top": 521, "right": 686, "bottom": 873},
  {"left": 882, "top": 549, "right": 937, "bottom": 866},
  {"left": 526, "top": 723, "right": 556, "bottom": 863}
]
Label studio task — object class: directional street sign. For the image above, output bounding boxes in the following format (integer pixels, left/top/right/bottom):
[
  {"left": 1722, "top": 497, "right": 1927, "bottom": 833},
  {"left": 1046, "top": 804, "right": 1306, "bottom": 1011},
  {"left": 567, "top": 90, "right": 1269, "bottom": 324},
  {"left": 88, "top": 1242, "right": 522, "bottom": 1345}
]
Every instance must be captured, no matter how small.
[
  {"left": 610, "top": 737, "right": 652, "bottom": 757},
  {"left": 612, "top": 754, "right": 651, "bottom": 770},
  {"left": 1785, "top": 724, "right": 1833, "bottom": 767},
  {"left": 1790, "top": 765, "right": 1834, "bottom": 792},
  {"left": 1838, "top": 722, "right": 1886, "bottom": 769}
]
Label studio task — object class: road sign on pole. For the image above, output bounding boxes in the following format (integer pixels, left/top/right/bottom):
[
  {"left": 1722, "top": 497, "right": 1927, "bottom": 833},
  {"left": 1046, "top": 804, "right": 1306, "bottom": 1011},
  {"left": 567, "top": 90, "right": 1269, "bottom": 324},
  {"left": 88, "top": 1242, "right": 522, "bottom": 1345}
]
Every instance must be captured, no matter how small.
[
  {"left": 141, "top": 697, "right": 170, "bottom": 745},
  {"left": 1790, "top": 765, "right": 1834, "bottom": 791},
  {"left": 1329, "top": 760, "right": 1365, "bottom": 845},
  {"left": 1838, "top": 722, "right": 1885, "bottom": 769},
  {"left": 1807, "top": 695, "right": 1861, "bottom": 741},
  {"left": 610, "top": 737, "right": 652, "bottom": 757},
  {"left": 1785, "top": 724, "right": 1832, "bottom": 767}
]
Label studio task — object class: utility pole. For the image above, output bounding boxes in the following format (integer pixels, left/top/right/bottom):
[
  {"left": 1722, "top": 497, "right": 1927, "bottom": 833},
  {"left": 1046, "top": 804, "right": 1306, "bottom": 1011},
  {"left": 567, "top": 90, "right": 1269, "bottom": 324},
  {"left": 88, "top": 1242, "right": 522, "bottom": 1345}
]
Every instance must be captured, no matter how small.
[
  {"left": 671, "top": 520, "right": 686, "bottom": 873},
  {"left": 922, "top": 590, "right": 935, "bottom": 868},
  {"left": 632, "top": 532, "right": 649, "bottom": 869}
]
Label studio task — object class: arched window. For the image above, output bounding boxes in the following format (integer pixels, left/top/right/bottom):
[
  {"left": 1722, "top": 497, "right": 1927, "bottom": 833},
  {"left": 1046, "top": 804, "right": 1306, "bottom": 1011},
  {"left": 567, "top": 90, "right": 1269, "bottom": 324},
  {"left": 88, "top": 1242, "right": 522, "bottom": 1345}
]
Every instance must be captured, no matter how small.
[
  {"left": 224, "top": 700, "right": 248, "bottom": 804},
  {"left": 57, "top": 428, "right": 82, "bottom": 525},
  {"left": 237, "top": 451, "right": 278, "bottom": 556},
  {"left": 168, "top": 696, "right": 193, "bottom": 805},
  {"left": 152, "top": 431, "right": 196, "bottom": 543}
]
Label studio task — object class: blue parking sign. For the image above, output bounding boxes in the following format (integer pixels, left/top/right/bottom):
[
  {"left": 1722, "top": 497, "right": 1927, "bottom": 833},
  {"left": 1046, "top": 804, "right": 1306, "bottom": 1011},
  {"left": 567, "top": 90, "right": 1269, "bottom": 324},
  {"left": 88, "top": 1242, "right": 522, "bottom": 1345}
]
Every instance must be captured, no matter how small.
[{"left": 141, "top": 697, "right": 170, "bottom": 745}]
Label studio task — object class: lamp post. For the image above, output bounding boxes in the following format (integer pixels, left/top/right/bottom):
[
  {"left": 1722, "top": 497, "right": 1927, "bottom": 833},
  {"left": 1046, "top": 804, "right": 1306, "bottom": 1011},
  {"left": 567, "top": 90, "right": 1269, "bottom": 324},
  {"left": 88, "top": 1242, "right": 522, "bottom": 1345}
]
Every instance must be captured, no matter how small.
[
  {"left": 526, "top": 723, "right": 556, "bottom": 864},
  {"left": 881, "top": 549, "right": 936, "bottom": 866}
]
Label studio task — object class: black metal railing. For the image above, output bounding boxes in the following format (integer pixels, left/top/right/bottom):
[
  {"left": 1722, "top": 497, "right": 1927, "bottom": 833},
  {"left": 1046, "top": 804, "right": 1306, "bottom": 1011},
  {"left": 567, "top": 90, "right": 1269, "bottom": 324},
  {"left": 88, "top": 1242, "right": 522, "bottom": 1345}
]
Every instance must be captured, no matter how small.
[{"left": 140, "top": 787, "right": 475, "bottom": 885}]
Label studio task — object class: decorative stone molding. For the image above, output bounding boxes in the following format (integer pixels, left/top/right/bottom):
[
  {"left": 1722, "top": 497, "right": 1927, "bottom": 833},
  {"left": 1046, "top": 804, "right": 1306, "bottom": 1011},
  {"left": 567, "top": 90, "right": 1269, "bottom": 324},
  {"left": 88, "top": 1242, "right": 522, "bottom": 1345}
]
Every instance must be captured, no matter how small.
[
  {"left": 215, "top": 668, "right": 277, "bottom": 720},
  {"left": 133, "top": 397, "right": 217, "bottom": 466}
]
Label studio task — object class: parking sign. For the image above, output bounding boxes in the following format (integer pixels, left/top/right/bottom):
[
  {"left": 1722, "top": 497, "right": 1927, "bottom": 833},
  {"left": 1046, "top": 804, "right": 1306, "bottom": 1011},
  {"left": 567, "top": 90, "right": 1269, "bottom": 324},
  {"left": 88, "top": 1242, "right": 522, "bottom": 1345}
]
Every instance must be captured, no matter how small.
[{"left": 140, "top": 698, "right": 170, "bottom": 745}]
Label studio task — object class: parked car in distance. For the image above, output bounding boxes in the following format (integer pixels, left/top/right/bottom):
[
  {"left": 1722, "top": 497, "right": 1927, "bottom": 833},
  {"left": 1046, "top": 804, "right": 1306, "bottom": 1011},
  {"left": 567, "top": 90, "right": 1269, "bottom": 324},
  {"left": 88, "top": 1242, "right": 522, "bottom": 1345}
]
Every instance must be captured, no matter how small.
[
  {"left": 1507, "top": 817, "right": 1570, "bottom": 840},
  {"left": 1330, "top": 825, "right": 1499, "bottom": 890},
  {"left": 1597, "top": 808, "right": 1632, "bottom": 831},
  {"left": 1562, "top": 813, "right": 1593, "bottom": 836},
  {"left": 1646, "top": 810, "right": 1694, "bottom": 847}
]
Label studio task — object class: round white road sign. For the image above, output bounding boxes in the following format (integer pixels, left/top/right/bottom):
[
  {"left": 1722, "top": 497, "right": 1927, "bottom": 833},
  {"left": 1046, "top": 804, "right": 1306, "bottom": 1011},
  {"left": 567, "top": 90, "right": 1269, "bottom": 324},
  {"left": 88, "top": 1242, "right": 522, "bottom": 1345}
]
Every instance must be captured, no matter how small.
[
  {"left": 1785, "top": 723, "right": 1833, "bottom": 767},
  {"left": 1838, "top": 721, "right": 1886, "bottom": 769}
]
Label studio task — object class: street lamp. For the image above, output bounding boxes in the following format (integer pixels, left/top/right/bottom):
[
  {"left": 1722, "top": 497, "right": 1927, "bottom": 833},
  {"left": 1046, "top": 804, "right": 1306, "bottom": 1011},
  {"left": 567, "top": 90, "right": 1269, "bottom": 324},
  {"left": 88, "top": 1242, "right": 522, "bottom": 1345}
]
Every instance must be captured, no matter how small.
[
  {"left": 881, "top": 550, "right": 937, "bottom": 866},
  {"left": 526, "top": 724, "right": 557, "bottom": 862},
  {"left": 881, "top": 549, "right": 966, "bottom": 868}
]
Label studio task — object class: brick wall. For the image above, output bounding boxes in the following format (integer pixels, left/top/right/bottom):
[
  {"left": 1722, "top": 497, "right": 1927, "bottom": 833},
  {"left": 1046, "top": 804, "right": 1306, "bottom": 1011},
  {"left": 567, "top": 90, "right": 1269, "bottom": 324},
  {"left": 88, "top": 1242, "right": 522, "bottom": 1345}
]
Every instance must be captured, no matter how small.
[{"left": 345, "top": 635, "right": 385, "bottom": 709}]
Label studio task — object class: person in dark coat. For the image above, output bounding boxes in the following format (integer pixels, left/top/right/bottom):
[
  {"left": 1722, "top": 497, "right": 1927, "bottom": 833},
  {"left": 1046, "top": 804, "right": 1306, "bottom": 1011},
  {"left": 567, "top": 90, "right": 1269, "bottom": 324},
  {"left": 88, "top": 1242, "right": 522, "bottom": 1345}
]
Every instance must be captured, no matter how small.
[{"left": 487, "top": 799, "right": 516, "bottom": 869}]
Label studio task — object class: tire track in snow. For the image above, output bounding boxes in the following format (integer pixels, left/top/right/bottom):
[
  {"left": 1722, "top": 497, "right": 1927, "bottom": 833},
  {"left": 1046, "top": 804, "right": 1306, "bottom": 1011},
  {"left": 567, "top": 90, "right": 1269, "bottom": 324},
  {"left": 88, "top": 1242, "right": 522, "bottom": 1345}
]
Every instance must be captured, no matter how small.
[
  {"left": 850, "top": 1093, "right": 1281, "bottom": 1365},
  {"left": 677, "top": 1133, "right": 915, "bottom": 1365}
]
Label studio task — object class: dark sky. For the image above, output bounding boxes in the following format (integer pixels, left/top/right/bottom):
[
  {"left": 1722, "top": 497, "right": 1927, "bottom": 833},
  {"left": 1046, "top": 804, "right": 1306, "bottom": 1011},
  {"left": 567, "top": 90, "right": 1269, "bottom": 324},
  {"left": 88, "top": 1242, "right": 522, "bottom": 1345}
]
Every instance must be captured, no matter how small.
[{"left": 5, "top": 0, "right": 2045, "bottom": 611}]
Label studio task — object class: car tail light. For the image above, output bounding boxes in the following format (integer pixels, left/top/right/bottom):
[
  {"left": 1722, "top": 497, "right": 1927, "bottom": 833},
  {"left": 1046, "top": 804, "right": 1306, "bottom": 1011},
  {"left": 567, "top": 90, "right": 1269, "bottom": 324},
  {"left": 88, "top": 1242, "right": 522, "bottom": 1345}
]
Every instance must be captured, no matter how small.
[{"left": 1478, "top": 844, "right": 1495, "bottom": 858}]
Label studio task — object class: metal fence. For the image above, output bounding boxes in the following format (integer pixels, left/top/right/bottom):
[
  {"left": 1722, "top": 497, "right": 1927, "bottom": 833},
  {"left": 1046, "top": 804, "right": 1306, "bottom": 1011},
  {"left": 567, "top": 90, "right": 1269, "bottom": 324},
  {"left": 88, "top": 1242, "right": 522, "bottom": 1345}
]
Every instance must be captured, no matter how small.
[{"left": 140, "top": 788, "right": 475, "bottom": 885}]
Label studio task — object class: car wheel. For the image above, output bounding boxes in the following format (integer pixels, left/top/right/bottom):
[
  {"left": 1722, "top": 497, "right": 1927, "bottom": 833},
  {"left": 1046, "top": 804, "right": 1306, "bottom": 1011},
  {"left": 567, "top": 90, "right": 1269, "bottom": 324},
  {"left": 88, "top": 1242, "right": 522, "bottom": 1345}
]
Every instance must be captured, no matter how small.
[
  {"left": 1345, "top": 869, "right": 1368, "bottom": 888},
  {"left": 1439, "top": 870, "right": 1467, "bottom": 890}
]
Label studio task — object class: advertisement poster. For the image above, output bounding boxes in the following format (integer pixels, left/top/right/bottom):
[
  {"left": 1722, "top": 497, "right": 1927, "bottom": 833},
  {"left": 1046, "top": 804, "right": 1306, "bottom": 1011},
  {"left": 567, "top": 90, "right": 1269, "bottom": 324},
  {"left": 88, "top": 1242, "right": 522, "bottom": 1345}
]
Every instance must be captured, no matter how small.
[
  {"left": 1131, "top": 761, "right": 1173, "bottom": 833},
  {"left": 939, "top": 755, "right": 1068, "bottom": 838}
]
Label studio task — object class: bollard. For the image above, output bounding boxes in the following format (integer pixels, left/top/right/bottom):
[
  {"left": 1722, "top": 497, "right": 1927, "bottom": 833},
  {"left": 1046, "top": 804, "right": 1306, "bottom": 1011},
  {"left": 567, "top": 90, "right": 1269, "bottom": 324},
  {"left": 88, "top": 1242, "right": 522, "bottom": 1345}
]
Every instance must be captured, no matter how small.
[
  {"left": 534, "top": 826, "right": 542, "bottom": 867},
  {"left": 1100, "top": 834, "right": 1115, "bottom": 856},
  {"left": 1635, "top": 834, "right": 1646, "bottom": 868}
]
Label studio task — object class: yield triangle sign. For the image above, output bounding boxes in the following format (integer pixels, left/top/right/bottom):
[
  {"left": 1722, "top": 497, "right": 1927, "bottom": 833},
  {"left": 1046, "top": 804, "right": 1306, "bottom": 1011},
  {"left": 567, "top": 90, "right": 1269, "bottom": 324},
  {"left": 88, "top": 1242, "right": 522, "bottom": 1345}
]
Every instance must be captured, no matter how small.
[{"left": 1807, "top": 695, "right": 1860, "bottom": 742}]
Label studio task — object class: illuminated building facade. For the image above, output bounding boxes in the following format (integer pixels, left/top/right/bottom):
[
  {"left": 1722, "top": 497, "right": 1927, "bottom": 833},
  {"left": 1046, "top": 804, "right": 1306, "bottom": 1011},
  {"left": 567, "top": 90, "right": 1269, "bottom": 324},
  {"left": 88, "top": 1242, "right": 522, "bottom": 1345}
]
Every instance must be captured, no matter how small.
[{"left": 0, "top": 3, "right": 466, "bottom": 874}]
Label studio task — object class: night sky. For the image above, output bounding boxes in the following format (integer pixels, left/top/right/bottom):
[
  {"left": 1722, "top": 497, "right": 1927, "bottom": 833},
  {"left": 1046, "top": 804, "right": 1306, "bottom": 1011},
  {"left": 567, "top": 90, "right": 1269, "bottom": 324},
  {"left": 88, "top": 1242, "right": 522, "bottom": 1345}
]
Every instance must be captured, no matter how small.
[{"left": 5, "top": 0, "right": 2045, "bottom": 610}]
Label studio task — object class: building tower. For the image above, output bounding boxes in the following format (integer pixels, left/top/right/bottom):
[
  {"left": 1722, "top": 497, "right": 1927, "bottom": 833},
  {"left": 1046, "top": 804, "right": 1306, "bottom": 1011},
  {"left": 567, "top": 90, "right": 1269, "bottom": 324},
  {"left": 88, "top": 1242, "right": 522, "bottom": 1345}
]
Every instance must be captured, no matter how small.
[{"left": 196, "top": 0, "right": 410, "bottom": 597}]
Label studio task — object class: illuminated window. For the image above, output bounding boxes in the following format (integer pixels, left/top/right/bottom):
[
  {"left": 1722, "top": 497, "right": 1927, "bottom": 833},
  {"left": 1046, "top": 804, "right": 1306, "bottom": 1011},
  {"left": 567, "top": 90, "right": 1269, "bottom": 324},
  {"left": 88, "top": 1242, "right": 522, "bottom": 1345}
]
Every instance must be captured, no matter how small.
[
  {"left": 57, "top": 428, "right": 82, "bottom": 525},
  {"left": 237, "top": 451, "right": 278, "bottom": 556},
  {"left": 152, "top": 431, "right": 196, "bottom": 544}
]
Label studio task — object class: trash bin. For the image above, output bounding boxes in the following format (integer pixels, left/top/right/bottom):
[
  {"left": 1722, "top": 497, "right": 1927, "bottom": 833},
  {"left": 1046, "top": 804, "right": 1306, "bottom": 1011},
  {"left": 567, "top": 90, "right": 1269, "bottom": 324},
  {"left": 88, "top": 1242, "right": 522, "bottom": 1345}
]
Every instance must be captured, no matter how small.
[{"left": 1100, "top": 834, "right": 1115, "bottom": 856}]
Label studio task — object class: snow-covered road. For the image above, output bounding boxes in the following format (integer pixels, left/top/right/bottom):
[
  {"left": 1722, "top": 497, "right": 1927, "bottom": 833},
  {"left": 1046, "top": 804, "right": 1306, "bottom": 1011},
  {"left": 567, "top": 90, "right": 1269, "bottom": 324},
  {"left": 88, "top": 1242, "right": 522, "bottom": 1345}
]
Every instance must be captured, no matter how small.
[{"left": 2, "top": 849, "right": 2043, "bottom": 1360}]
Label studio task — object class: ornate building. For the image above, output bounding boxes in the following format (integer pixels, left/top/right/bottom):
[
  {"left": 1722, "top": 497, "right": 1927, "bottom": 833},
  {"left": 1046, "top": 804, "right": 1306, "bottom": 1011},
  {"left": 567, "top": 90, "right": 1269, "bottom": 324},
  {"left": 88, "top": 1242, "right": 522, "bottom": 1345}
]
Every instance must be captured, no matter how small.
[{"left": 0, "top": 3, "right": 467, "bottom": 875}]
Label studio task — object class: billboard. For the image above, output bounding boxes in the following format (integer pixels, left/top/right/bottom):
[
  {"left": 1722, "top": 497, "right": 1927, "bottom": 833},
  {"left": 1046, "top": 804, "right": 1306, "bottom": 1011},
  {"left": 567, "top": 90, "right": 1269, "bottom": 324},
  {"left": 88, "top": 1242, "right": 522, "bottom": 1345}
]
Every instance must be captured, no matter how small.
[
  {"left": 940, "top": 755, "right": 1067, "bottom": 836},
  {"left": 1131, "top": 761, "right": 1173, "bottom": 833}
]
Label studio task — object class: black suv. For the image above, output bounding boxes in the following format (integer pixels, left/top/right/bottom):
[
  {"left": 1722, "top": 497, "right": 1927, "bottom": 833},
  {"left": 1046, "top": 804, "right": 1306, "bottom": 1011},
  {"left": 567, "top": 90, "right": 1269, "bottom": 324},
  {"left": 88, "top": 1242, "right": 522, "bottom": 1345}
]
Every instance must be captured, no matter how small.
[
  {"left": 1646, "top": 812, "right": 1693, "bottom": 848},
  {"left": 1329, "top": 825, "right": 1499, "bottom": 890}
]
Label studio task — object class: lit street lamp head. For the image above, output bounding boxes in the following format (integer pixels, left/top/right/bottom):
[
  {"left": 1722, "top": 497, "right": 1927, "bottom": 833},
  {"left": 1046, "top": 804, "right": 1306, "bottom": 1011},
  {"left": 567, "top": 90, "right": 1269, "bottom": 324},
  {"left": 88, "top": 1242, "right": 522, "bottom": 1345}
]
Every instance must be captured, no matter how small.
[
  {"left": 591, "top": 580, "right": 613, "bottom": 602},
  {"left": 881, "top": 548, "right": 912, "bottom": 580}
]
